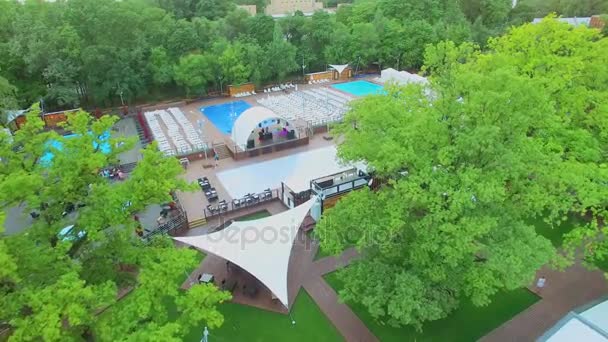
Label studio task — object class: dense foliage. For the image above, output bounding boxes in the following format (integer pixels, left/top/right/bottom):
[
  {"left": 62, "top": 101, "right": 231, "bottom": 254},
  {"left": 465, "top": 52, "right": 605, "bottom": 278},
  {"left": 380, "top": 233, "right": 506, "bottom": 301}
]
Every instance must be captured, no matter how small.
[
  {"left": 1, "top": 0, "right": 602, "bottom": 113},
  {"left": 316, "top": 18, "right": 608, "bottom": 329},
  {"left": 0, "top": 109, "right": 230, "bottom": 340}
]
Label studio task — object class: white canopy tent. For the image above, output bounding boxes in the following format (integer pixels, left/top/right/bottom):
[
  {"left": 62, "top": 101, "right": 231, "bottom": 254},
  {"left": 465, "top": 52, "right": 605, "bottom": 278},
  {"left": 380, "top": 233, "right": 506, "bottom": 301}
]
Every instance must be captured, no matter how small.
[
  {"left": 329, "top": 64, "right": 349, "bottom": 75},
  {"left": 173, "top": 198, "right": 317, "bottom": 308},
  {"left": 231, "top": 106, "right": 292, "bottom": 147}
]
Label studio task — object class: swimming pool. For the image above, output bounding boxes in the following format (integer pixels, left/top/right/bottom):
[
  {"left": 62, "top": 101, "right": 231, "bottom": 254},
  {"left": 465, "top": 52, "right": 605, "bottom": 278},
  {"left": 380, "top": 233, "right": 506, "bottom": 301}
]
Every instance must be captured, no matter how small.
[
  {"left": 200, "top": 100, "right": 252, "bottom": 134},
  {"left": 41, "top": 132, "right": 111, "bottom": 164},
  {"left": 331, "top": 80, "right": 386, "bottom": 97}
]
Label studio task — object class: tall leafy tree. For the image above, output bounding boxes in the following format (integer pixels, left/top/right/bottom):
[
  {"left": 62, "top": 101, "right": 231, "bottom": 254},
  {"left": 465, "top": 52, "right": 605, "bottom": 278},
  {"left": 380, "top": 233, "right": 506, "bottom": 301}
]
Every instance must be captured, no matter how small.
[
  {"left": 148, "top": 47, "right": 175, "bottom": 86},
  {"left": 0, "top": 73, "right": 17, "bottom": 119},
  {"left": 219, "top": 43, "right": 252, "bottom": 85},
  {"left": 174, "top": 53, "right": 214, "bottom": 96},
  {"left": 317, "top": 19, "right": 608, "bottom": 329},
  {"left": 266, "top": 26, "right": 298, "bottom": 82},
  {"left": 0, "top": 108, "right": 229, "bottom": 340}
]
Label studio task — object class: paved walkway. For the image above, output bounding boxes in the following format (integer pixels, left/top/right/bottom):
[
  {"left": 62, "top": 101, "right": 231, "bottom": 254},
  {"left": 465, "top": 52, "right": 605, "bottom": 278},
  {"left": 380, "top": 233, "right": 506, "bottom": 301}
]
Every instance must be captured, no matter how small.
[
  {"left": 302, "top": 246, "right": 377, "bottom": 342},
  {"left": 480, "top": 261, "right": 608, "bottom": 342}
]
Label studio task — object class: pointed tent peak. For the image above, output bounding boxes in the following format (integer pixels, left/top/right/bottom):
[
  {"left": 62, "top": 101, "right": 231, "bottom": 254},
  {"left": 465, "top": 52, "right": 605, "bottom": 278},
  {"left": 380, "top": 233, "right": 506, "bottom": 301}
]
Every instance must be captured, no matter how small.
[
  {"left": 173, "top": 198, "right": 317, "bottom": 308},
  {"left": 329, "top": 64, "right": 349, "bottom": 75}
]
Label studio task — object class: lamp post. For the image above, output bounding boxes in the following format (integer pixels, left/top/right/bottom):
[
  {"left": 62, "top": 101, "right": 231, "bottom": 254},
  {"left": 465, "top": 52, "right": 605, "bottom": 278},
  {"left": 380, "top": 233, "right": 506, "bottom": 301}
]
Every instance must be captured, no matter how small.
[
  {"left": 229, "top": 102, "right": 239, "bottom": 150},
  {"left": 217, "top": 75, "right": 224, "bottom": 95}
]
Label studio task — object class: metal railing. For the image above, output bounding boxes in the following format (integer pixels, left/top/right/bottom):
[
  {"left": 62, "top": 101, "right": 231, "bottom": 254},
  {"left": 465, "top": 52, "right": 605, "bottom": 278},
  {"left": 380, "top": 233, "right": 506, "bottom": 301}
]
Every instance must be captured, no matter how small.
[
  {"left": 203, "top": 189, "right": 280, "bottom": 220},
  {"left": 141, "top": 212, "right": 188, "bottom": 241}
]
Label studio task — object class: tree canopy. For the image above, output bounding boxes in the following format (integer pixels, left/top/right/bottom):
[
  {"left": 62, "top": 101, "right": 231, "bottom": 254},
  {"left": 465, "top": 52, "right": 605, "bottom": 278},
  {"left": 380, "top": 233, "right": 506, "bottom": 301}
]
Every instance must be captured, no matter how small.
[
  {"left": 4, "top": 0, "right": 599, "bottom": 112},
  {"left": 0, "top": 108, "right": 230, "bottom": 340},
  {"left": 316, "top": 18, "right": 608, "bottom": 329}
]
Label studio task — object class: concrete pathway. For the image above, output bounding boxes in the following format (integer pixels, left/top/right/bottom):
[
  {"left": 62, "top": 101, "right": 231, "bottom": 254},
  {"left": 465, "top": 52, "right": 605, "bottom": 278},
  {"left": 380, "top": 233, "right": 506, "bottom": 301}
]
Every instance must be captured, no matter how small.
[{"left": 480, "top": 262, "right": 608, "bottom": 342}]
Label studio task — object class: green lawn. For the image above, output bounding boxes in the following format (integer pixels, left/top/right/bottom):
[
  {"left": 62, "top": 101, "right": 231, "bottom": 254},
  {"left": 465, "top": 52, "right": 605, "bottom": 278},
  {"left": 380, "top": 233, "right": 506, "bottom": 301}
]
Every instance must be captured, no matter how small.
[
  {"left": 529, "top": 214, "right": 584, "bottom": 247},
  {"left": 235, "top": 210, "right": 271, "bottom": 221},
  {"left": 324, "top": 272, "right": 539, "bottom": 342},
  {"left": 596, "top": 258, "right": 608, "bottom": 272},
  {"left": 183, "top": 290, "right": 343, "bottom": 342},
  {"left": 100, "top": 248, "right": 342, "bottom": 341}
]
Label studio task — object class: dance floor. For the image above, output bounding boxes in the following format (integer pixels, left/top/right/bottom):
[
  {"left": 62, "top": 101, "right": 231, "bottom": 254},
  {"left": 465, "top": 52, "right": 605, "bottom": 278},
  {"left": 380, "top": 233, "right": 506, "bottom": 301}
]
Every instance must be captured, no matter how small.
[{"left": 216, "top": 146, "right": 362, "bottom": 199}]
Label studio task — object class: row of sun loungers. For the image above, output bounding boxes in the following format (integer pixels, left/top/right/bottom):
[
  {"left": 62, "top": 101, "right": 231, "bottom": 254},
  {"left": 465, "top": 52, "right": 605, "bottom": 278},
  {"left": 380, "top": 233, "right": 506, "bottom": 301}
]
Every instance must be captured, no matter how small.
[
  {"left": 308, "top": 79, "right": 331, "bottom": 85},
  {"left": 234, "top": 91, "right": 256, "bottom": 97},
  {"left": 144, "top": 111, "right": 175, "bottom": 156},
  {"left": 144, "top": 108, "right": 206, "bottom": 156},
  {"left": 264, "top": 83, "right": 296, "bottom": 93},
  {"left": 257, "top": 87, "right": 352, "bottom": 125}
]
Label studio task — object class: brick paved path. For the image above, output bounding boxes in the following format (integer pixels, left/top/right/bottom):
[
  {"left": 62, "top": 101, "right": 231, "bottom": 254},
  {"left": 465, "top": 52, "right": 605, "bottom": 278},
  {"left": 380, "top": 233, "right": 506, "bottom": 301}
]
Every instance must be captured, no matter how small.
[
  {"left": 480, "top": 261, "right": 608, "bottom": 342},
  {"left": 300, "top": 236, "right": 378, "bottom": 341}
]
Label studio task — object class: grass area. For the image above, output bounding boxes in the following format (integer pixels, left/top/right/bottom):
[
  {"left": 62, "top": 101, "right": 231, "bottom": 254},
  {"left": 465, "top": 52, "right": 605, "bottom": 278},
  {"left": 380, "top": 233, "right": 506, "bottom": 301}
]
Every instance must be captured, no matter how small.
[
  {"left": 182, "top": 290, "right": 343, "bottom": 342},
  {"left": 235, "top": 210, "right": 271, "bottom": 222},
  {"left": 324, "top": 272, "right": 539, "bottom": 342},
  {"left": 529, "top": 214, "right": 584, "bottom": 247},
  {"left": 596, "top": 258, "right": 608, "bottom": 272}
]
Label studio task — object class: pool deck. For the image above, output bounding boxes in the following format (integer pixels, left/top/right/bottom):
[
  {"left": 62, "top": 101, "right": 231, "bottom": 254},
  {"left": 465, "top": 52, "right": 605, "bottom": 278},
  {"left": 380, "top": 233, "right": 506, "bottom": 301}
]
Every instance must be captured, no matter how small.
[
  {"left": 175, "top": 134, "right": 336, "bottom": 223},
  {"left": 177, "top": 78, "right": 376, "bottom": 147},
  {"left": 170, "top": 78, "right": 377, "bottom": 224}
]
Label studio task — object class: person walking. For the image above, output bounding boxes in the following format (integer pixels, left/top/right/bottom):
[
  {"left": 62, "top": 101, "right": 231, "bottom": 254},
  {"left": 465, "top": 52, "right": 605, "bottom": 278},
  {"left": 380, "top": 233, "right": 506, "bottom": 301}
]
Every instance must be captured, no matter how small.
[
  {"left": 535, "top": 276, "right": 546, "bottom": 294},
  {"left": 213, "top": 150, "right": 219, "bottom": 168}
]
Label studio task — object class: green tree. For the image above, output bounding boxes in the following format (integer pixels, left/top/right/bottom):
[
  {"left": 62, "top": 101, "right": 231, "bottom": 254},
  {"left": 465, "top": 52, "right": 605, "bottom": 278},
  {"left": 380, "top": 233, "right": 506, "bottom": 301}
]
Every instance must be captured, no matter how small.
[
  {"left": 317, "top": 19, "right": 608, "bottom": 329},
  {"left": 266, "top": 26, "right": 298, "bottom": 81},
  {"left": 0, "top": 74, "right": 17, "bottom": 118},
  {"left": 247, "top": 14, "right": 276, "bottom": 44},
  {"left": 148, "top": 47, "right": 175, "bottom": 86},
  {"left": 323, "top": 23, "right": 352, "bottom": 64},
  {"left": 219, "top": 43, "right": 252, "bottom": 85},
  {"left": 174, "top": 53, "right": 213, "bottom": 96},
  {"left": 0, "top": 108, "right": 229, "bottom": 340},
  {"left": 196, "top": 0, "right": 236, "bottom": 20}
]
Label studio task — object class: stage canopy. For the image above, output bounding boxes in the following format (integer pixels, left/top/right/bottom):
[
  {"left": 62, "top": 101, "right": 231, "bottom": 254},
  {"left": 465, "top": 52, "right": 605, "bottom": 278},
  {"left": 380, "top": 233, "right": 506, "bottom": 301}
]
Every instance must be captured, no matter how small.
[
  {"left": 173, "top": 198, "right": 316, "bottom": 308},
  {"left": 231, "top": 106, "right": 292, "bottom": 147},
  {"left": 329, "top": 64, "right": 349, "bottom": 75}
]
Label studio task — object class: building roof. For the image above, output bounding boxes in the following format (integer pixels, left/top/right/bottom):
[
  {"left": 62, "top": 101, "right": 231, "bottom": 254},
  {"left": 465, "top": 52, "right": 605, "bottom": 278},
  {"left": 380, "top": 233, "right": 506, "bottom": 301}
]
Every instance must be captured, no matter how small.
[
  {"left": 173, "top": 198, "right": 317, "bottom": 307},
  {"left": 539, "top": 299, "right": 608, "bottom": 341},
  {"left": 3, "top": 109, "right": 27, "bottom": 124},
  {"left": 532, "top": 17, "right": 592, "bottom": 26}
]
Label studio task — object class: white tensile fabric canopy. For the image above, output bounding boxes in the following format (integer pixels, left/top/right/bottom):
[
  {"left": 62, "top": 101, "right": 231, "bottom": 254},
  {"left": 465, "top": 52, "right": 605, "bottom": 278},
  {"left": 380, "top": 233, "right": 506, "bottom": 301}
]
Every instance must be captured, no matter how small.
[
  {"left": 231, "top": 106, "right": 290, "bottom": 147},
  {"left": 329, "top": 64, "right": 349, "bottom": 75},
  {"left": 173, "top": 198, "right": 316, "bottom": 307}
]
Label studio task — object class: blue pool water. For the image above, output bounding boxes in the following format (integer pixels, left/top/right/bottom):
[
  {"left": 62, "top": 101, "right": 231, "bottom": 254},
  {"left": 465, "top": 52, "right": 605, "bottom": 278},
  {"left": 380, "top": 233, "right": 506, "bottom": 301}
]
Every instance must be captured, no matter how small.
[
  {"left": 41, "top": 131, "right": 111, "bottom": 164},
  {"left": 331, "top": 80, "right": 386, "bottom": 97},
  {"left": 200, "top": 100, "right": 252, "bottom": 134}
]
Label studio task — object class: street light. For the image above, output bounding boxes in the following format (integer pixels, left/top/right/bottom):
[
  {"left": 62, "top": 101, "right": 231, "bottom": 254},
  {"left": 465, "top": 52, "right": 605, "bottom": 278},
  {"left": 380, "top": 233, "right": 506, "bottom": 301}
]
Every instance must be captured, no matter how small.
[{"left": 217, "top": 75, "right": 224, "bottom": 95}]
